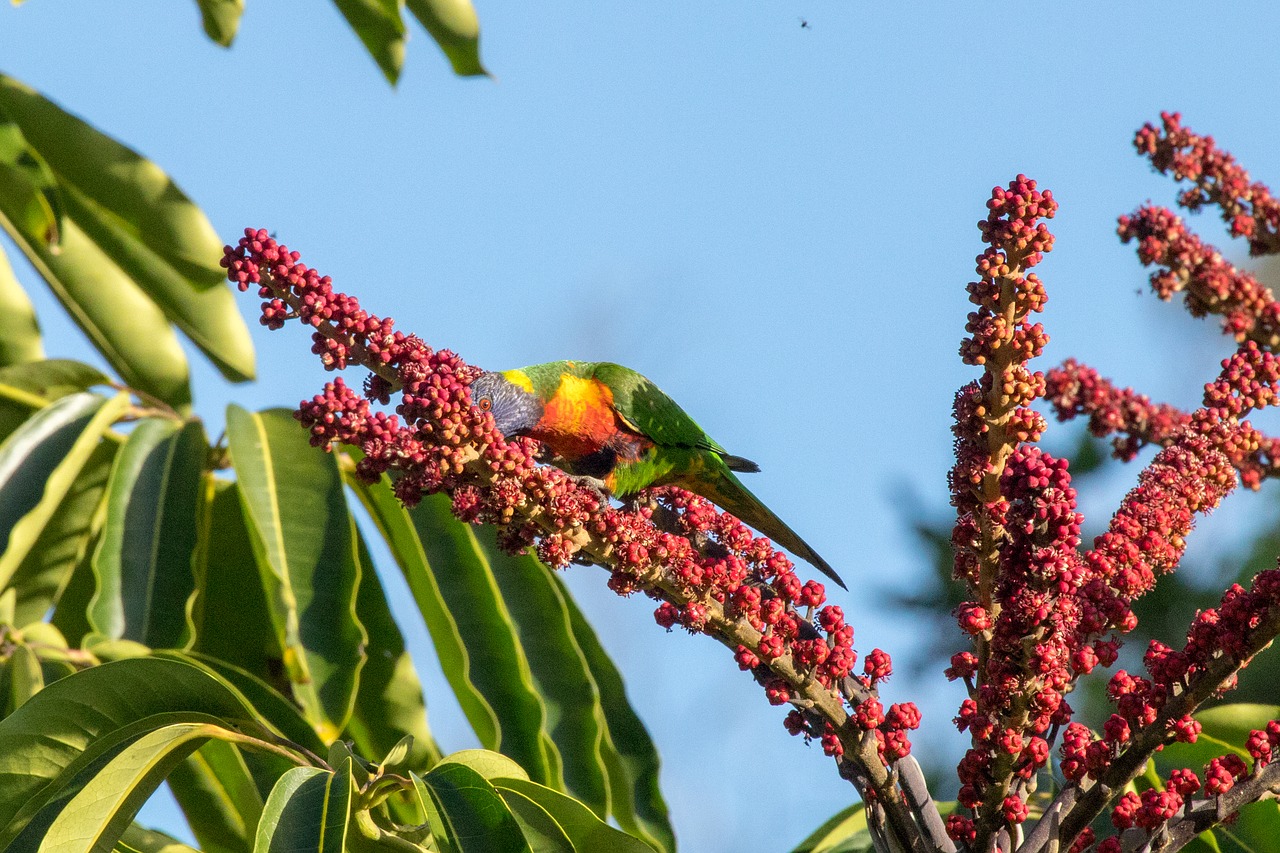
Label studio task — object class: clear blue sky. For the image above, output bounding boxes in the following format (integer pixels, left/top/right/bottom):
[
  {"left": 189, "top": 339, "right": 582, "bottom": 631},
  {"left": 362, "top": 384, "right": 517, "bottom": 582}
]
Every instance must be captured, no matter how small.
[{"left": 8, "top": 2, "right": 1280, "bottom": 850}]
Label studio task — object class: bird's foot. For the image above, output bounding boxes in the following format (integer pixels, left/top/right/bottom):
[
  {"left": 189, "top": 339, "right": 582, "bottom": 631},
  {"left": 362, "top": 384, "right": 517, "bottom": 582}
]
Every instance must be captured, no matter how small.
[{"left": 565, "top": 473, "right": 612, "bottom": 506}]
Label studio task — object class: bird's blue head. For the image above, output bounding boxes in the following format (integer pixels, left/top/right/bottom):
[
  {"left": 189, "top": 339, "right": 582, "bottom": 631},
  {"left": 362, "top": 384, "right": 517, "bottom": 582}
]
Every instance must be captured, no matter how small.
[{"left": 470, "top": 371, "right": 543, "bottom": 437}]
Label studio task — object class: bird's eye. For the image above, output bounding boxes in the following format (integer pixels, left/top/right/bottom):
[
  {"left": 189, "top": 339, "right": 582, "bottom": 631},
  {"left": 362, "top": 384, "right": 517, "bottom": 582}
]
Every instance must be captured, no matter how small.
[{"left": 478, "top": 397, "right": 492, "bottom": 412}]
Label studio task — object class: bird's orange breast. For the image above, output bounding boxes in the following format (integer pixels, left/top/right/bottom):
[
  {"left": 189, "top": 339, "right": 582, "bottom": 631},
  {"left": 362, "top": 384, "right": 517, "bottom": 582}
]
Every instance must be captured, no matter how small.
[{"left": 531, "top": 374, "right": 624, "bottom": 458}]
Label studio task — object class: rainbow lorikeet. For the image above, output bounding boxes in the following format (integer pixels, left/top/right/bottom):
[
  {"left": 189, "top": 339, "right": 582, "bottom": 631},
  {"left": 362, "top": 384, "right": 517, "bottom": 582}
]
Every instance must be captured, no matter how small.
[{"left": 469, "top": 361, "right": 845, "bottom": 589}]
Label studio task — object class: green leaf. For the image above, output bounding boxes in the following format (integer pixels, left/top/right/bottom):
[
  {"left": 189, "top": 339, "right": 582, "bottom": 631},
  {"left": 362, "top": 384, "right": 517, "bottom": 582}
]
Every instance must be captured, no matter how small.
[
  {"left": 226, "top": 406, "right": 365, "bottom": 742},
  {"left": 343, "top": 527, "right": 442, "bottom": 775},
  {"left": 475, "top": 529, "right": 608, "bottom": 815},
  {"left": 344, "top": 465, "right": 499, "bottom": 751},
  {"left": 60, "top": 181, "right": 255, "bottom": 385},
  {"left": 187, "top": 478, "right": 284, "bottom": 681},
  {"left": 196, "top": 0, "right": 244, "bottom": 46},
  {"left": 790, "top": 802, "right": 872, "bottom": 853},
  {"left": 406, "top": 0, "right": 487, "bottom": 77},
  {"left": 0, "top": 391, "right": 129, "bottom": 593},
  {"left": 0, "top": 104, "right": 62, "bottom": 247},
  {"left": 166, "top": 738, "right": 264, "bottom": 853},
  {"left": 6, "top": 439, "right": 114, "bottom": 627},
  {"left": 0, "top": 656, "right": 266, "bottom": 848},
  {"left": 90, "top": 418, "right": 206, "bottom": 647},
  {"left": 493, "top": 778, "right": 653, "bottom": 853},
  {"left": 0, "top": 248, "right": 43, "bottom": 367},
  {"left": 549, "top": 570, "right": 673, "bottom": 851},
  {"left": 0, "top": 75, "right": 226, "bottom": 290},
  {"left": 331, "top": 0, "right": 407, "bottom": 85},
  {"left": 0, "top": 213, "right": 193, "bottom": 410},
  {"left": 253, "top": 764, "right": 351, "bottom": 853},
  {"left": 0, "top": 73, "right": 257, "bottom": 404},
  {"left": 413, "top": 763, "right": 530, "bottom": 853},
  {"left": 37, "top": 722, "right": 221, "bottom": 853},
  {"left": 407, "top": 494, "right": 555, "bottom": 785}
]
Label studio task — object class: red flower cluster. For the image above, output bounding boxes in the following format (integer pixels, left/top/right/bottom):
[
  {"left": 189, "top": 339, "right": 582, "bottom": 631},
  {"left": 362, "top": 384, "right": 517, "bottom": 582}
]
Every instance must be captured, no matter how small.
[
  {"left": 1135, "top": 111, "right": 1280, "bottom": 255},
  {"left": 949, "top": 177, "right": 1073, "bottom": 837},
  {"left": 1117, "top": 204, "right": 1280, "bottom": 347}
]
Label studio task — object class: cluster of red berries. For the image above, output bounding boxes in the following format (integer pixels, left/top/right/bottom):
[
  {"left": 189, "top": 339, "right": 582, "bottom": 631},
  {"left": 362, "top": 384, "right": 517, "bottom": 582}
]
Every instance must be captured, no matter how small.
[{"left": 223, "top": 228, "right": 901, "bottom": 782}]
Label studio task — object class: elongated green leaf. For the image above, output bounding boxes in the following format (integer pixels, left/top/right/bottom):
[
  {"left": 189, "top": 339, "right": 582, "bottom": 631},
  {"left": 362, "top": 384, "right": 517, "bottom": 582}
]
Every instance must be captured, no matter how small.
[
  {"left": 0, "top": 214, "right": 192, "bottom": 410},
  {"left": 61, "top": 182, "right": 254, "bottom": 384},
  {"left": 475, "top": 529, "right": 608, "bottom": 815},
  {"left": 7, "top": 439, "right": 113, "bottom": 627},
  {"left": 226, "top": 406, "right": 365, "bottom": 742},
  {"left": 0, "top": 248, "right": 42, "bottom": 367},
  {"left": 0, "top": 391, "right": 129, "bottom": 593},
  {"left": 790, "top": 802, "right": 872, "bottom": 853},
  {"left": 0, "top": 104, "right": 61, "bottom": 247},
  {"left": 187, "top": 478, "right": 284, "bottom": 681},
  {"left": 38, "top": 722, "right": 220, "bottom": 853},
  {"left": 0, "top": 74, "right": 255, "bottom": 404},
  {"left": 344, "top": 527, "right": 441, "bottom": 774},
  {"left": 90, "top": 418, "right": 205, "bottom": 647},
  {"left": 332, "top": 0, "right": 406, "bottom": 85},
  {"left": 0, "top": 75, "right": 225, "bottom": 290},
  {"left": 549, "top": 570, "right": 673, "bottom": 851},
  {"left": 196, "top": 0, "right": 244, "bottom": 46},
  {"left": 494, "top": 778, "right": 653, "bottom": 853},
  {"left": 0, "top": 657, "right": 265, "bottom": 847},
  {"left": 408, "top": 494, "right": 555, "bottom": 785},
  {"left": 406, "top": 0, "right": 487, "bottom": 76},
  {"left": 414, "top": 764, "right": 530, "bottom": 853},
  {"left": 166, "top": 738, "right": 263, "bottom": 853},
  {"left": 343, "top": 463, "right": 499, "bottom": 749},
  {"left": 254, "top": 764, "right": 350, "bottom": 853}
]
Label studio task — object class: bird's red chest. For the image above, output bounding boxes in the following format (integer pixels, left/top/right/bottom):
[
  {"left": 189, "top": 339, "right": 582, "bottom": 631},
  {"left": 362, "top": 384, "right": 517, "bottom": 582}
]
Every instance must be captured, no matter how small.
[{"left": 529, "top": 374, "right": 623, "bottom": 459}]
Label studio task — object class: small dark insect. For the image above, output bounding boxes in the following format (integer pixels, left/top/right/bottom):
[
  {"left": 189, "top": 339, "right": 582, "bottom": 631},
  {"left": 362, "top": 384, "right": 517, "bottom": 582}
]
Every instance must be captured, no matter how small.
[{"left": 799, "top": 17, "right": 811, "bottom": 29}]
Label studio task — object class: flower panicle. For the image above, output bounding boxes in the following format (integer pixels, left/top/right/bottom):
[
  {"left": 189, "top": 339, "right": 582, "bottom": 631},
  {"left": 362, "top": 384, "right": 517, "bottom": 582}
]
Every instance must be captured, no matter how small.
[
  {"left": 1118, "top": 204, "right": 1280, "bottom": 348},
  {"left": 223, "top": 228, "right": 917, "bottom": 816},
  {"left": 1135, "top": 111, "right": 1280, "bottom": 256}
]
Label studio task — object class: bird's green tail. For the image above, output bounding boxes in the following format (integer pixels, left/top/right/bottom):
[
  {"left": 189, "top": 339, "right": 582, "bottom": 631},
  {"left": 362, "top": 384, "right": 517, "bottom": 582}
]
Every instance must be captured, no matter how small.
[{"left": 696, "top": 471, "right": 846, "bottom": 590}]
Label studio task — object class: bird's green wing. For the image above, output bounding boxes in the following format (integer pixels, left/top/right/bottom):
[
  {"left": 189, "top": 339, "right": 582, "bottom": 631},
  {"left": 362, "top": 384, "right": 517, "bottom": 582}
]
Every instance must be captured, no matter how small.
[{"left": 591, "top": 362, "right": 729, "bottom": 454}]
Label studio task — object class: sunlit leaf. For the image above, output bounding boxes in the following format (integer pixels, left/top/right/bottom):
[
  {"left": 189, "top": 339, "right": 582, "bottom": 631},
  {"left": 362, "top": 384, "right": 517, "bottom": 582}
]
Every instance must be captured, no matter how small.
[
  {"left": 253, "top": 764, "right": 350, "bottom": 853},
  {"left": 196, "top": 0, "right": 244, "bottom": 46},
  {"left": 0, "top": 248, "right": 42, "bottom": 367},
  {"left": 227, "top": 406, "right": 365, "bottom": 742},
  {"left": 0, "top": 104, "right": 61, "bottom": 247},
  {"left": 0, "top": 392, "right": 128, "bottom": 594},
  {"left": 406, "top": 0, "right": 487, "bottom": 77},
  {"left": 413, "top": 763, "right": 529, "bottom": 853},
  {"left": 331, "top": 0, "right": 407, "bottom": 85},
  {"left": 37, "top": 723, "right": 223, "bottom": 852}
]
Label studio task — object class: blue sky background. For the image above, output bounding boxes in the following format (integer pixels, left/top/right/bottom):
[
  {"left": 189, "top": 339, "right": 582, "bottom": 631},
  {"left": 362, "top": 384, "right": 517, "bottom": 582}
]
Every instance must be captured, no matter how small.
[{"left": 8, "top": 2, "right": 1280, "bottom": 850}]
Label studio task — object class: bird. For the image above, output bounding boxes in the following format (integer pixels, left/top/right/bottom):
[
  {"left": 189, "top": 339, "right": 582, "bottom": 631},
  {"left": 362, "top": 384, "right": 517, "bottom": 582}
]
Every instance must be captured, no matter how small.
[{"left": 470, "top": 361, "right": 845, "bottom": 589}]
